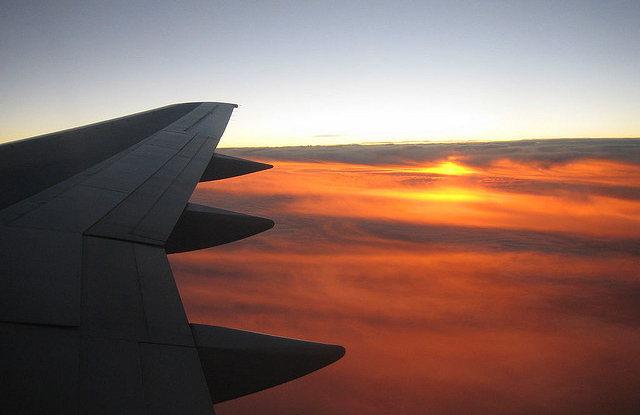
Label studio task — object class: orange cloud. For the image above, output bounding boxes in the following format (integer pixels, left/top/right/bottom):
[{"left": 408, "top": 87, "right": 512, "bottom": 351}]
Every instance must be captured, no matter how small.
[{"left": 171, "top": 149, "right": 640, "bottom": 415}]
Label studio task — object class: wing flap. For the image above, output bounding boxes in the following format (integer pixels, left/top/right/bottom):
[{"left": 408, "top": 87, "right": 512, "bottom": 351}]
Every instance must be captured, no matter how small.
[
  {"left": 7, "top": 185, "right": 126, "bottom": 233},
  {"left": 0, "top": 227, "right": 82, "bottom": 326},
  {"left": 139, "top": 343, "right": 214, "bottom": 415},
  {"left": 80, "top": 337, "right": 146, "bottom": 415},
  {"left": 134, "top": 243, "right": 194, "bottom": 346},
  {"left": 82, "top": 237, "right": 147, "bottom": 340},
  {"left": 0, "top": 323, "right": 80, "bottom": 415}
]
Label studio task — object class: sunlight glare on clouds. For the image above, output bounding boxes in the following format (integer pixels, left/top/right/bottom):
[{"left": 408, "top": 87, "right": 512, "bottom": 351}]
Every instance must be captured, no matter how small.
[{"left": 413, "top": 159, "right": 480, "bottom": 176}]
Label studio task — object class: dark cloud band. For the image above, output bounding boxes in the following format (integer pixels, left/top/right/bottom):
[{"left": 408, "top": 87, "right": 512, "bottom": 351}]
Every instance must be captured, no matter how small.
[{"left": 221, "top": 138, "right": 640, "bottom": 167}]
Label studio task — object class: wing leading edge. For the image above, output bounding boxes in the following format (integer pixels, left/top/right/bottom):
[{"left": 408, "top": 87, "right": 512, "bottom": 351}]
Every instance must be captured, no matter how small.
[{"left": 0, "top": 103, "right": 344, "bottom": 414}]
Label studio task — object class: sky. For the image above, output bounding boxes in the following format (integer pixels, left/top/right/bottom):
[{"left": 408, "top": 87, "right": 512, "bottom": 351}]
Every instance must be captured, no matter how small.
[
  {"left": 169, "top": 139, "right": 640, "bottom": 415},
  {"left": 2, "top": 0, "right": 640, "bottom": 146}
]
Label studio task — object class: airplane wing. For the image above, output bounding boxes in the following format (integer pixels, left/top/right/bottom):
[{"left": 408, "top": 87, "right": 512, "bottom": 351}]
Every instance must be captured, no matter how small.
[{"left": 0, "top": 102, "right": 344, "bottom": 414}]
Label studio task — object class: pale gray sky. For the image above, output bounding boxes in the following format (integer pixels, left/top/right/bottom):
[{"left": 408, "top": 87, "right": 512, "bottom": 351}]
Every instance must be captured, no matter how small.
[{"left": 2, "top": 0, "right": 639, "bottom": 146}]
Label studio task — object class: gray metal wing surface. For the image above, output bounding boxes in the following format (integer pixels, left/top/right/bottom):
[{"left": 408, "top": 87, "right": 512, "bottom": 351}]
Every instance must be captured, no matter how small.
[{"left": 0, "top": 102, "right": 344, "bottom": 414}]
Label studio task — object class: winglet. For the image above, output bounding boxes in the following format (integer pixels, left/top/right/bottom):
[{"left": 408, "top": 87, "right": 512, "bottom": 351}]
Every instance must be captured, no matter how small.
[
  {"left": 190, "top": 324, "right": 345, "bottom": 404},
  {"left": 200, "top": 153, "right": 273, "bottom": 182}
]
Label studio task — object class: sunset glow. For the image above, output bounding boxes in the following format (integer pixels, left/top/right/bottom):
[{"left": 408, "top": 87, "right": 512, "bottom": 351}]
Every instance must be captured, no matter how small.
[
  {"left": 169, "top": 141, "right": 640, "bottom": 415},
  {"left": 413, "top": 159, "right": 480, "bottom": 176}
]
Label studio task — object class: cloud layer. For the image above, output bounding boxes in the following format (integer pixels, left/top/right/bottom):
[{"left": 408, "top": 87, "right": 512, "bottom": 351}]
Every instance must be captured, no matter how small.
[
  {"left": 171, "top": 139, "right": 640, "bottom": 415},
  {"left": 222, "top": 138, "right": 640, "bottom": 167}
]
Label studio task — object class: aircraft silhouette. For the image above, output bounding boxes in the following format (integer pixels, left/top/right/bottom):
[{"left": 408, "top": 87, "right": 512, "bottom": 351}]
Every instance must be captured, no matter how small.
[{"left": 0, "top": 102, "right": 344, "bottom": 414}]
